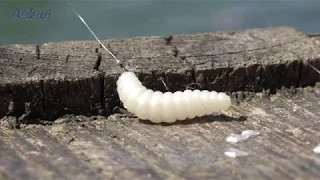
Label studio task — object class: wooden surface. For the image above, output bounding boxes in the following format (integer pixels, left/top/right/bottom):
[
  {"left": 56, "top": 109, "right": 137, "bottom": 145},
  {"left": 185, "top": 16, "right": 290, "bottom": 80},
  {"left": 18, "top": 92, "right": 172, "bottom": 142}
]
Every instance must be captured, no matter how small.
[
  {"left": 0, "top": 27, "right": 320, "bottom": 120},
  {"left": 0, "top": 27, "right": 320, "bottom": 180},
  {"left": 1, "top": 87, "right": 320, "bottom": 180}
]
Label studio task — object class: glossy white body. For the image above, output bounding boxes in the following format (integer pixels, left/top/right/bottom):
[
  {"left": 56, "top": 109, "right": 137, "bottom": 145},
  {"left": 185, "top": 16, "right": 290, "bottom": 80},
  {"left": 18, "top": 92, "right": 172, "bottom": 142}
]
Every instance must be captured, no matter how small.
[{"left": 117, "top": 72, "right": 231, "bottom": 123}]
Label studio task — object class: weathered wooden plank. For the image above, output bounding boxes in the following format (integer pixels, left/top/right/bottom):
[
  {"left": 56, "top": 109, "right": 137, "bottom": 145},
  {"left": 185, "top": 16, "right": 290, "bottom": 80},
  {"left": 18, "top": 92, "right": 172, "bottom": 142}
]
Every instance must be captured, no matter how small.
[
  {"left": 0, "top": 138, "right": 40, "bottom": 180},
  {"left": 1, "top": 27, "right": 320, "bottom": 121},
  {"left": 50, "top": 123, "right": 166, "bottom": 180},
  {"left": 1, "top": 129, "right": 68, "bottom": 180},
  {"left": 22, "top": 86, "right": 315, "bottom": 180},
  {"left": 0, "top": 86, "right": 319, "bottom": 179},
  {"left": 18, "top": 127, "right": 103, "bottom": 180}
]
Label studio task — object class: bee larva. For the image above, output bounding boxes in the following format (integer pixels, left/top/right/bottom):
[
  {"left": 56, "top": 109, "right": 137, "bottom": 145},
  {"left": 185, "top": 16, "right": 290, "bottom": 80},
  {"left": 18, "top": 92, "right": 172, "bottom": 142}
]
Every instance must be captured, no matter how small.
[
  {"left": 117, "top": 71, "right": 231, "bottom": 123},
  {"left": 71, "top": 7, "right": 231, "bottom": 123}
]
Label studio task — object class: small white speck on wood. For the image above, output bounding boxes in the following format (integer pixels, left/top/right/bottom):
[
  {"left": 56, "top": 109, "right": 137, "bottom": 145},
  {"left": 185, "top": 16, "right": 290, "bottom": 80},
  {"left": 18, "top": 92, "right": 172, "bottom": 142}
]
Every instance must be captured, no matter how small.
[
  {"left": 224, "top": 148, "right": 249, "bottom": 158},
  {"left": 226, "top": 130, "right": 260, "bottom": 144},
  {"left": 226, "top": 134, "right": 245, "bottom": 143},
  {"left": 313, "top": 144, "right": 320, "bottom": 154},
  {"left": 241, "top": 130, "right": 260, "bottom": 138}
]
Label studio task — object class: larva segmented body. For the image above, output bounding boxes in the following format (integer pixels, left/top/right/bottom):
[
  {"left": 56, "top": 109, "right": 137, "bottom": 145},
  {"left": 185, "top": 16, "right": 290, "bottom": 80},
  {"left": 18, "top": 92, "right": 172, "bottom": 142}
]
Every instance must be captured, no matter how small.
[
  {"left": 117, "top": 72, "right": 232, "bottom": 123},
  {"left": 71, "top": 5, "right": 232, "bottom": 123}
]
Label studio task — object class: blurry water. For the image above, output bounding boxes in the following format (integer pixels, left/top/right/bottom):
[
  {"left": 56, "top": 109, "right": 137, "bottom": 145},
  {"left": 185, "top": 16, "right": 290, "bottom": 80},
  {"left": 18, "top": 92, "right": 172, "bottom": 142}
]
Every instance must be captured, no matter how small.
[{"left": 0, "top": 0, "right": 319, "bottom": 45}]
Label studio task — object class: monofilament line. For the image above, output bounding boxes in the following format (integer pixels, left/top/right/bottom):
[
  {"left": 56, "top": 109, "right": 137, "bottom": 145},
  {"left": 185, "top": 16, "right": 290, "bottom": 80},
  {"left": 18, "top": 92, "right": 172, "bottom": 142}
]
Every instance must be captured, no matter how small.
[
  {"left": 67, "top": 0, "right": 169, "bottom": 89},
  {"left": 67, "top": 0, "right": 126, "bottom": 71},
  {"left": 308, "top": 63, "right": 320, "bottom": 74}
]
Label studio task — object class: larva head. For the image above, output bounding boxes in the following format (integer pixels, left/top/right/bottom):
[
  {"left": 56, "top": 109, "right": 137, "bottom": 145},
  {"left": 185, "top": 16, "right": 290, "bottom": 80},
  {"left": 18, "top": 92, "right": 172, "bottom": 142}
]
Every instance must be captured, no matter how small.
[
  {"left": 117, "top": 72, "right": 141, "bottom": 87},
  {"left": 119, "top": 71, "right": 137, "bottom": 79},
  {"left": 117, "top": 71, "right": 143, "bottom": 102}
]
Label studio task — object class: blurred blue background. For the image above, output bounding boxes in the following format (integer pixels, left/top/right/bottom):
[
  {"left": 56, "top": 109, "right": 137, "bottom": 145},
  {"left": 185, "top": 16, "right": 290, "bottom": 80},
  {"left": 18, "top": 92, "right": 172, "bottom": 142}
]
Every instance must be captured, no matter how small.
[{"left": 0, "top": 0, "right": 319, "bottom": 45}]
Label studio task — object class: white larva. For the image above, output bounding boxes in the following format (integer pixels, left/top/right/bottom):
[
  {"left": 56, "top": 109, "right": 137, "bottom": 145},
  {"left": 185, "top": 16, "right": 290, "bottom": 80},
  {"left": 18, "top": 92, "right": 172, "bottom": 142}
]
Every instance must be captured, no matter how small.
[
  {"left": 71, "top": 7, "right": 232, "bottom": 123},
  {"left": 116, "top": 71, "right": 231, "bottom": 123}
]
